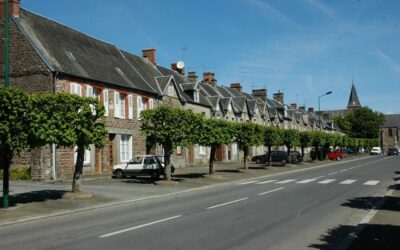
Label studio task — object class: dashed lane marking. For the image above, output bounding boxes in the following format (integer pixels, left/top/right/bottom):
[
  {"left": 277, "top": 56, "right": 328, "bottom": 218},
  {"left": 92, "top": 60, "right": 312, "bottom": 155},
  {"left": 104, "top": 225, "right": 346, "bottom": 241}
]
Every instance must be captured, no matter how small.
[
  {"left": 276, "top": 179, "right": 297, "bottom": 184},
  {"left": 363, "top": 180, "right": 380, "bottom": 186},
  {"left": 340, "top": 179, "right": 357, "bottom": 184},
  {"left": 318, "top": 179, "right": 336, "bottom": 184}
]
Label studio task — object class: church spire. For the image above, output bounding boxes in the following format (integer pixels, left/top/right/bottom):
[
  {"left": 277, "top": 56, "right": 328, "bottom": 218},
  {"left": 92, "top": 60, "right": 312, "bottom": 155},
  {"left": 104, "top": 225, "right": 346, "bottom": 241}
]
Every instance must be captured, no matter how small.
[{"left": 347, "top": 80, "right": 361, "bottom": 110}]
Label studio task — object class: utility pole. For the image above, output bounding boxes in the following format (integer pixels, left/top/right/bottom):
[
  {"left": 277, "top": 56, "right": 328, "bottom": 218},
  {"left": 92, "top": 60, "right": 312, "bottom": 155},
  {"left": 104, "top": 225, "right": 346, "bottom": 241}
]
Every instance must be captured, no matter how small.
[{"left": 3, "top": 0, "right": 10, "bottom": 208}]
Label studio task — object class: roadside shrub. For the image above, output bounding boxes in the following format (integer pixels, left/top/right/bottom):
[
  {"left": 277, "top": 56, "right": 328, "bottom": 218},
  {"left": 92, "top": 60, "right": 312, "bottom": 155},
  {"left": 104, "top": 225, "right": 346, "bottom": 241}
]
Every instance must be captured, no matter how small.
[{"left": 0, "top": 166, "right": 31, "bottom": 180}]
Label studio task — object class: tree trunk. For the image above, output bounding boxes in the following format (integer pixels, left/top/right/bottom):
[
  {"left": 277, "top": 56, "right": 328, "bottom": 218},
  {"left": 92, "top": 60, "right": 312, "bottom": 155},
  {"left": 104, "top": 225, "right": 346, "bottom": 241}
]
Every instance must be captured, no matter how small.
[
  {"left": 243, "top": 147, "right": 249, "bottom": 170},
  {"left": 209, "top": 145, "right": 217, "bottom": 175},
  {"left": 72, "top": 145, "right": 85, "bottom": 193},
  {"left": 1, "top": 149, "right": 12, "bottom": 208},
  {"left": 268, "top": 145, "right": 272, "bottom": 166},
  {"left": 301, "top": 146, "right": 305, "bottom": 158},
  {"left": 287, "top": 145, "right": 291, "bottom": 164},
  {"left": 163, "top": 145, "right": 173, "bottom": 181}
]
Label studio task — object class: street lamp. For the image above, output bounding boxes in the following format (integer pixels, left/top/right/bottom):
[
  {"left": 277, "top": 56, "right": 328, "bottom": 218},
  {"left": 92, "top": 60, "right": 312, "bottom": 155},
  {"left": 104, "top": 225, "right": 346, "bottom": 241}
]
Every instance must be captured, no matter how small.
[{"left": 317, "top": 91, "right": 332, "bottom": 160}]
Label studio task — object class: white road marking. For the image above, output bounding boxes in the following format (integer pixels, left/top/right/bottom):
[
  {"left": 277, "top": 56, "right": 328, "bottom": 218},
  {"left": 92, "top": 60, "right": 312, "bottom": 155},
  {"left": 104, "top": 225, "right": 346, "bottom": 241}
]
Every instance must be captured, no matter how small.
[
  {"left": 276, "top": 179, "right": 296, "bottom": 184},
  {"left": 258, "top": 187, "right": 285, "bottom": 196},
  {"left": 363, "top": 180, "right": 380, "bottom": 186},
  {"left": 237, "top": 181, "right": 259, "bottom": 185},
  {"left": 339, "top": 169, "right": 348, "bottom": 172},
  {"left": 99, "top": 215, "right": 182, "bottom": 238},
  {"left": 256, "top": 180, "right": 278, "bottom": 184},
  {"left": 315, "top": 175, "right": 325, "bottom": 179},
  {"left": 296, "top": 178, "right": 316, "bottom": 184},
  {"left": 206, "top": 197, "right": 249, "bottom": 210},
  {"left": 327, "top": 172, "right": 338, "bottom": 176},
  {"left": 340, "top": 179, "right": 357, "bottom": 184},
  {"left": 318, "top": 179, "right": 336, "bottom": 184}
]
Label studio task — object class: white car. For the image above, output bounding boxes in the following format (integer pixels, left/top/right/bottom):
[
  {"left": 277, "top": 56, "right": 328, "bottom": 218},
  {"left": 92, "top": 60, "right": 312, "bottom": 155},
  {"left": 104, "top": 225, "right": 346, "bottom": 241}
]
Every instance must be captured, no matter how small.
[
  {"left": 370, "top": 147, "right": 382, "bottom": 155},
  {"left": 112, "top": 155, "right": 163, "bottom": 180}
]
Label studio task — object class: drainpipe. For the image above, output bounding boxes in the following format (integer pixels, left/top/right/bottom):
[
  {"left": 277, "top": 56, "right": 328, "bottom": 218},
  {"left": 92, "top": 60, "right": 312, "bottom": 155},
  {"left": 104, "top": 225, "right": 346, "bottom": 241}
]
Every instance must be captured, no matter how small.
[{"left": 51, "top": 71, "right": 59, "bottom": 180}]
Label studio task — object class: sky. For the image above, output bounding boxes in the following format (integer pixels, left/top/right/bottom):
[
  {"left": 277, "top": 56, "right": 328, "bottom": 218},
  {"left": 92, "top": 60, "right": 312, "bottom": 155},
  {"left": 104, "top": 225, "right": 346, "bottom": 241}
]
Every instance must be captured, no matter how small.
[{"left": 22, "top": 0, "right": 400, "bottom": 114}]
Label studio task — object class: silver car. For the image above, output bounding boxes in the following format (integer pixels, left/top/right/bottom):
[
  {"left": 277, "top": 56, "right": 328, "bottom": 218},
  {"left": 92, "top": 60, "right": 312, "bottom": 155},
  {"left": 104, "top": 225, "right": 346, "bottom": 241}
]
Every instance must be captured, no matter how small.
[{"left": 112, "top": 155, "right": 163, "bottom": 180}]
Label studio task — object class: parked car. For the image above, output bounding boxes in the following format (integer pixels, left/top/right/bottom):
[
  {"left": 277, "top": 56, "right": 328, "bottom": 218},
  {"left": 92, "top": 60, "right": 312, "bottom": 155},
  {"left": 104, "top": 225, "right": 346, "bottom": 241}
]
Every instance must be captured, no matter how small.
[
  {"left": 252, "top": 151, "right": 302, "bottom": 165},
  {"left": 112, "top": 155, "right": 174, "bottom": 180},
  {"left": 387, "top": 148, "right": 398, "bottom": 156},
  {"left": 370, "top": 147, "right": 382, "bottom": 155},
  {"left": 327, "top": 150, "right": 344, "bottom": 160}
]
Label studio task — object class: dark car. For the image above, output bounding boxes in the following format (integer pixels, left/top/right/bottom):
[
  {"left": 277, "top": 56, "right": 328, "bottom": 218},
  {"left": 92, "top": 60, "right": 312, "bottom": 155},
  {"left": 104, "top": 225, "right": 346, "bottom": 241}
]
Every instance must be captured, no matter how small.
[
  {"left": 387, "top": 148, "right": 398, "bottom": 156},
  {"left": 252, "top": 151, "right": 302, "bottom": 166}
]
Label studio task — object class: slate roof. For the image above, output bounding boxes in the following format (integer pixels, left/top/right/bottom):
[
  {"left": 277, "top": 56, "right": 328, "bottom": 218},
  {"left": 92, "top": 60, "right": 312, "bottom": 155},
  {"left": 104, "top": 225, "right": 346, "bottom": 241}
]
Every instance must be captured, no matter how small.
[
  {"left": 14, "top": 9, "right": 157, "bottom": 94},
  {"left": 383, "top": 114, "right": 400, "bottom": 128},
  {"left": 206, "top": 96, "right": 220, "bottom": 111},
  {"left": 220, "top": 97, "right": 231, "bottom": 112}
]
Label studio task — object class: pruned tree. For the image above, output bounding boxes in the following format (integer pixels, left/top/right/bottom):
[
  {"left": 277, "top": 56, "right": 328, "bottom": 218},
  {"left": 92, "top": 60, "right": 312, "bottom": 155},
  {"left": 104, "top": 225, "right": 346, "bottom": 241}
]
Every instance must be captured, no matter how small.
[
  {"left": 30, "top": 93, "right": 107, "bottom": 192},
  {"left": 299, "top": 131, "right": 313, "bottom": 158},
  {"left": 282, "top": 129, "right": 300, "bottom": 162},
  {"left": 197, "top": 119, "right": 234, "bottom": 174},
  {"left": 234, "top": 123, "right": 264, "bottom": 169},
  {"left": 264, "top": 126, "right": 283, "bottom": 166},
  {"left": 0, "top": 88, "right": 31, "bottom": 208},
  {"left": 141, "top": 106, "right": 203, "bottom": 180}
]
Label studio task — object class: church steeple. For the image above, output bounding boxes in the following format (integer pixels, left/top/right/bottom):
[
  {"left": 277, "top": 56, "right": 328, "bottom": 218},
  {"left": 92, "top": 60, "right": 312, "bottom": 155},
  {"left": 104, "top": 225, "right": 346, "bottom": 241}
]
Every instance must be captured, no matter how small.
[{"left": 347, "top": 80, "right": 361, "bottom": 110}]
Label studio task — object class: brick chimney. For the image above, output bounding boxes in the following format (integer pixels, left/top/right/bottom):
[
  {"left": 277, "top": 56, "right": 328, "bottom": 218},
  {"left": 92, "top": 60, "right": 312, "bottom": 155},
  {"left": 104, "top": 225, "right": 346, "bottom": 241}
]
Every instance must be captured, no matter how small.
[
  {"left": 230, "top": 83, "right": 242, "bottom": 92},
  {"left": 273, "top": 91, "right": 284, "bottom": 105},
  {"left": 0, "top": 0, "right": 20, "bottom": 18},
  {"left": 202, "top": 72, "right": 217, "bottom": 87},
  {"left": 290, "top": 103, "right": 297, "bottom": 109},
  {"left": 142, "top": 48, "right": 156, "bottom": 65},
  {"left": 252, "top": 89, "right": 267, "bottom": 101},
  {"left": 187, "top": 71, "right": 198, "bottom": 82},
  {"left": 171, "top": 63, "right": 185, "bottom": 75}
]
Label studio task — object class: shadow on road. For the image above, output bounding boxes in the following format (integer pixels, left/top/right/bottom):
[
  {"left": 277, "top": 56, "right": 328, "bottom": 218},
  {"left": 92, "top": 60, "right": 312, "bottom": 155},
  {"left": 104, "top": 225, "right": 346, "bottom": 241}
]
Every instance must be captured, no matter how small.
[
  {"left": 309, "top": 224, "right": 400, "bottom": 250},
  {"left": 341, "top": 196, "right": 400, "bottom": 212},
  {"left": 0, "top": 190, "right": 66, "bottom": 207}
]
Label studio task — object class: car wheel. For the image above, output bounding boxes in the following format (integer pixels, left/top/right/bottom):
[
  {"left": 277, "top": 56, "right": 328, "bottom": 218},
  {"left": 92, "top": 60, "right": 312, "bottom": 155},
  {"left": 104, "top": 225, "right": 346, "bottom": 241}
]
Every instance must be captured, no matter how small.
[
  {"left": 281, "top": 159, "right": 286, "bottom": 166},
  {"left": 115, "top": 169, "right": 124, "bottom": 179}
]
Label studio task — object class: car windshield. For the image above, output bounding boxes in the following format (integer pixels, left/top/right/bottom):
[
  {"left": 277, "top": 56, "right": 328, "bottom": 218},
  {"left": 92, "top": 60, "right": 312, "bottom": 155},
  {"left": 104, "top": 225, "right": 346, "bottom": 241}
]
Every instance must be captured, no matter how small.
[{"left": 130, "top": 156, "right": 143, "bottom": 164}]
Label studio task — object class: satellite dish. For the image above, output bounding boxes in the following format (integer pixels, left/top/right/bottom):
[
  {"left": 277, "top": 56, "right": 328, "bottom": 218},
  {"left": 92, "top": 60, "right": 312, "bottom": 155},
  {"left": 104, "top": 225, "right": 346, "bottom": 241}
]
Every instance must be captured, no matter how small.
[{"left": 176, "top": 61, "right": 185, "bottom": 69}]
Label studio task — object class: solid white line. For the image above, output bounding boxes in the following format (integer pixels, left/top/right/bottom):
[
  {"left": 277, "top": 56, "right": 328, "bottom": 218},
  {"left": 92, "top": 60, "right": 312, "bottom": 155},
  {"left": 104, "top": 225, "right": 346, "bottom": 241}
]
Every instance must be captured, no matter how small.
[
  {"left": 207, "top": 198, "right": 249, "bottom": 210},
  {"left": 318, "top": 179, "right": 336, "bottom": 184},
  {"left": 99, "top": 215, "right": 182, "bottom": 238},
  {"left": 276, "top": 179, "right": 296, "bottom": 184},
  {"left": 340, "top": 179, "right": 357, "bottom": 184},
  {"left": 258, "top": 187, "right": 285, "bottom": 196},
  {"left": 363, "top": 180, "right": 380, "bottom": 186},
  {"left": 327, "top": 172, "right": 338, "bottom": 176},
  {"left": 339, "top": 169, "right": 348, "bottom": 172},
  {"left": 237, "top": 181, "right": 259, "bottom": 185},
  {"left": 296, "top": 178, "right": 316, "bottom": 184},
  {"left": 315, "top": 175, "right": 325, "bottom": 179},
  {"left": 256, "top": 180, "right": 278, "bottom": 184}
]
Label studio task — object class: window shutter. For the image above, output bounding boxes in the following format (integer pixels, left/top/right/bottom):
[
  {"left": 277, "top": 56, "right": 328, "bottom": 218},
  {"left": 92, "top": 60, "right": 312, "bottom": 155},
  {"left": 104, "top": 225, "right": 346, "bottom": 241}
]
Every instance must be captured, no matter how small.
[
  {"left": 76, "top": 84, "right": 82, "bottom": 97},
  {"left": 137, "top": 96, "right": 142, "bottom": 119},
  {"left": 114, "top": 91, "right": 120, "bottom": 118},
  {"left": 128, "top": 95, "right": 133, "bottom": 119},
  {"left": 86, "top": 86, "right": 93, "bottom": 98},
  {"left": 103, "top": 89, "right": 109, "bottom": 116},
  {"left": 70, "top": 83, "right": 74, "bottom": 94},
  {"left": 149, "top": 98, "right": 154, "bottom": 110}
]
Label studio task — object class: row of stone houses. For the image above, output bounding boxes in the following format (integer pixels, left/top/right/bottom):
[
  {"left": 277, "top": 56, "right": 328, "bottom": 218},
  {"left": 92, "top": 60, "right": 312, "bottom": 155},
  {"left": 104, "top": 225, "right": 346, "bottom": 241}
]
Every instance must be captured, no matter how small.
[{"left": 1, "top": 1, "right": 341, "bottom": 180}]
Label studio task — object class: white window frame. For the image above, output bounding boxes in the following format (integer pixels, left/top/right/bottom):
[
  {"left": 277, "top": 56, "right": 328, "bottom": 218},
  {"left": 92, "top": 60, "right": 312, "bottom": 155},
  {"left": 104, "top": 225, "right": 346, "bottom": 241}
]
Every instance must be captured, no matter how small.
[
  {"left": 120, "top": 135, "right": 132, "bottom": 163},
  {"left": 103, "top": 89, "right": 109, "bottom": 116},
  {"left": 86, "top": 85, "right": 93, "bottom": 98},
  {"left": 199, "top": 145, "right": 206, "bottom": 155},
  {"left": 114, "top": 91, "right": 126, "bottom": 119},
  {"left": 70, "top": 83, "right": 82, "bottom": 96},
  {"left": 176, "top": 146, "right": 182, "bottom": 155},
  {"left": 137, "top": 96, "right": 148, "bottom": 119},
  {"left": 128, "top": 95, "right": 134, "bottom": 119}
]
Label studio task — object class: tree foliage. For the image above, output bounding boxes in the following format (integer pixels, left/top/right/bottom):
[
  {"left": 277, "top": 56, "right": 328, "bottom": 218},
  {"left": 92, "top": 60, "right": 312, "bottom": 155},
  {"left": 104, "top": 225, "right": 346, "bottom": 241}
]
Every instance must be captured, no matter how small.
[
  {"left": 282, "top": 129, "right": 300, "bottom": 155},
  {"left": 141, "top": 106, "right": 203, "bottom": 180},
  {"left": 234, "top": 123, "right": 264, "bottom": 169},
  {"left": 197, "top": 118, "right": 234, "bottom": 174},
  {"left": 299, "top": 131, "right": 313, "bottom": 157}
]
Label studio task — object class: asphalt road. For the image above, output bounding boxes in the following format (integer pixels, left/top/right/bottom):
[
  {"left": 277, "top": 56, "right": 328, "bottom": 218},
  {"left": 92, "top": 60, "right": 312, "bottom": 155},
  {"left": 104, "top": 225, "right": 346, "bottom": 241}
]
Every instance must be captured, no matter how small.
[{"left": 0, "top": 156, "right": 398, "bottom": 250}]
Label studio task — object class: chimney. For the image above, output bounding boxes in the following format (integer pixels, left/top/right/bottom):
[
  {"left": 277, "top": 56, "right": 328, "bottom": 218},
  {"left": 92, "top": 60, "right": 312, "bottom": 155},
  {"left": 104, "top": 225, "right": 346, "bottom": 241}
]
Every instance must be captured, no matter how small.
[
  {"left": 171, "top": 63, "right": 185, "bottom": 75},
  {"left": 308, "top": 107, "right": 314, "bottom": 113},
  {"left": 142, "top": 48, "right": 156, "bottom": 64},
  {"left": 187, "top": 71, "right": 198, "bottom": 82},
  {"left": 202, "top": 72, "right": 217, "bottom": 87},
  {"left": 252, "top": 89, "right": 267, "bottom": 101},
  {"left": 0, "top": 0, "right": 20, "bottom": 18},
  {"left": 290, "top": 103, "right": 297, "bottom": 109},
  {"left": 273, "top": 91, "right": 284, "bottom": 105},
  {"left": 230, "top": 83, "right": 242, "bottom": 92}
]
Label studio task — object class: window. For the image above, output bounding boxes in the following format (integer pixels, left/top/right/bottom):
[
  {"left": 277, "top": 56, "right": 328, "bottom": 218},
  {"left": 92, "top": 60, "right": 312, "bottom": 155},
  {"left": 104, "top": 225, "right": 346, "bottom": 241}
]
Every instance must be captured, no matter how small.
[
  {"left": 114, "top": 92, "right": 126, "bottom": 118},
  {"left": 103, "top": 89, "right": 109, "bottom": 116},
  {"left": 232, "top": 143, "right": 238, "bottom": 155},
  {"left": 128, "top": 95, "right": 134, "bottom": 119},
  {"left": 176, "top": 146, "right": 182, "bottom": 155},
  {"left": 74, "top": 146, "right": 91, "bottom": 165},
  {"left": 70, "top": 83, "right": 82, "bottom": 96},
  {"left": 199, "top": 146, "right": 206, "bottom": 155},
  {"left": 120, "top": 135, "right": 132, "bottom": 162},
  {"left": 389, "top": 128, "right": 393, "bottom": 137},
  {"left": 86, "top": 85, "right": 93, "bottom": 98}
]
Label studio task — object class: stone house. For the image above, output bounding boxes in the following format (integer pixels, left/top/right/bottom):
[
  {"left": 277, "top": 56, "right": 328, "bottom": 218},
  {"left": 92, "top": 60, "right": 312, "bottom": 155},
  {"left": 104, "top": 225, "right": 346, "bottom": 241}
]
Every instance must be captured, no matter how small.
[{"left": 381, "top": 114, "right": 400, "bottom": 153}]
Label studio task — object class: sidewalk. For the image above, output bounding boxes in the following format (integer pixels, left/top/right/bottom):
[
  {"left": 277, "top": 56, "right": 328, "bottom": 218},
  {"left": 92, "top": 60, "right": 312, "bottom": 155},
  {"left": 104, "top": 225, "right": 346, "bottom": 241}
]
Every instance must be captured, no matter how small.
[{"left": 1, "top": 156, "right": 399, "bottom": 248}]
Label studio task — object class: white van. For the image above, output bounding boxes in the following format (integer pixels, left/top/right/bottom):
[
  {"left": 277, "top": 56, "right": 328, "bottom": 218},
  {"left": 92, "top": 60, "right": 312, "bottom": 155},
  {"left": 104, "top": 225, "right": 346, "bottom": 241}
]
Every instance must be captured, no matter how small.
[{"left": 370, "top": 147, "right": 382, "bottom": 155}]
